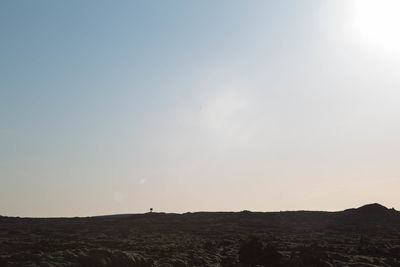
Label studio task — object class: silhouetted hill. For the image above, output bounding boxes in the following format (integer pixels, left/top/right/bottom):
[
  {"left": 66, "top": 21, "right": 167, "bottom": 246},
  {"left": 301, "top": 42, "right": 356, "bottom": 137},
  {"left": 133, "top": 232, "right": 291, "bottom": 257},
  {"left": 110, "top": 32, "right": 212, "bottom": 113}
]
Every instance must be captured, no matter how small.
[
  {"left": 338, "top": 203, "right": 400, "bottom": 229},
  {"left": 358, "top": 203, "right": 391, "bottom": 212},
  {"left": 345, "top": 203, "right": 396, "bottom": 214}
]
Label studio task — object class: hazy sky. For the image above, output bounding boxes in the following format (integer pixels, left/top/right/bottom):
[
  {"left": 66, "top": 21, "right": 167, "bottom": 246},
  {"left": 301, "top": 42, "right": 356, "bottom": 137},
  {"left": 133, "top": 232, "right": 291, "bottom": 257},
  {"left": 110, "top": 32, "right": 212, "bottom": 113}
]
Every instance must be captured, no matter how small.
[{"left": 1, "top": 0, "right": 400, "bottom": 217}]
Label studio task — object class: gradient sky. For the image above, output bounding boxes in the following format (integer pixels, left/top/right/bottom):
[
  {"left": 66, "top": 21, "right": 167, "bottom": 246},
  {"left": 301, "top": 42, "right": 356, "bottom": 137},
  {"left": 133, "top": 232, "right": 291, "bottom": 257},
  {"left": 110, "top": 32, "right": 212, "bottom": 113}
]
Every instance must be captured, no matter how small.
[{"left": 1, "top": 0, "right": 400, "bottom": 217}]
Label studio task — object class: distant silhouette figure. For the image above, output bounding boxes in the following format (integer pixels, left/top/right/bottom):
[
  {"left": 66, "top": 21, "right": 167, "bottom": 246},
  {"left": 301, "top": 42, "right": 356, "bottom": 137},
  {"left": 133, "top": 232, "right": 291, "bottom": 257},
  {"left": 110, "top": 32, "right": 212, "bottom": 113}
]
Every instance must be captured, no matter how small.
[{"left": 150, "top": 208, "right": 153, "bottom": 213}]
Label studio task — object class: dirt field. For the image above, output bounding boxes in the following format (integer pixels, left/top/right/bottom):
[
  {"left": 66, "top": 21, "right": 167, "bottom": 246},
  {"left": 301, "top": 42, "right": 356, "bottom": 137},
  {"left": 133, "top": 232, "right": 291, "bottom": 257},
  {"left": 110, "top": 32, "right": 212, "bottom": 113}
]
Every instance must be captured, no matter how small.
[{"left": 1, "top": 203, "right": 400, "bottom": 266}]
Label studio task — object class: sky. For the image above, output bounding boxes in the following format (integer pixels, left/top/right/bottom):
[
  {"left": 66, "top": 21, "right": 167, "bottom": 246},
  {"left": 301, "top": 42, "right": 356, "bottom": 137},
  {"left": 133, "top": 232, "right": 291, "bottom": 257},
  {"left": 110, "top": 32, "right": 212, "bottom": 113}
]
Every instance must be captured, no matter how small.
[{"left": 1, "top": 0, "right": 400, "bottom": 217}]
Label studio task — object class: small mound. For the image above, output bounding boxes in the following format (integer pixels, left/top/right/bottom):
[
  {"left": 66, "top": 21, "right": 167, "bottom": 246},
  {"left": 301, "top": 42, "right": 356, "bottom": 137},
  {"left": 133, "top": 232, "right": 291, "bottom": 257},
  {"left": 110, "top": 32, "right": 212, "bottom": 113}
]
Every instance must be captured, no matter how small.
[
  {"left": 356, "top": 203, "right": 390, "bottom": 214},
  {"left": 343, "top": 203, "right": 399, "bottom": 218}
]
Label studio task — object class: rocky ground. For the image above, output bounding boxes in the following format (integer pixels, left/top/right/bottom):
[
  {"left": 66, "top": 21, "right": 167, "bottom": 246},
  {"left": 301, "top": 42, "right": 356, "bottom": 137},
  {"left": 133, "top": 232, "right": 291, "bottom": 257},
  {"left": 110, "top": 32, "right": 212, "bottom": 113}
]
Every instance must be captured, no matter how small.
[{"left": 1, "top": 203, "right": 400, "bottom": 266}]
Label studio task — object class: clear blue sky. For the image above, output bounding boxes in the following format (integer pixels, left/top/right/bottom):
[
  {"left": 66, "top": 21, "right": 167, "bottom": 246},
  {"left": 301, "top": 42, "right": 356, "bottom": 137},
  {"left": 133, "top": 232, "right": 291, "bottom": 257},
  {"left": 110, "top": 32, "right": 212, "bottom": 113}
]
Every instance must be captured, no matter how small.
[{"left": 1, "top": 0, "right": 400, "bottom": 216}]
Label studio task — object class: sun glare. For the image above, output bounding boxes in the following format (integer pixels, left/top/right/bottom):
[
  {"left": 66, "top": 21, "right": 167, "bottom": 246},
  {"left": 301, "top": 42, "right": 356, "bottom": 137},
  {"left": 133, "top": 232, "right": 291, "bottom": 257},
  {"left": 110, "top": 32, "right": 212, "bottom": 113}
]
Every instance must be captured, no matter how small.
[{"left": 353, "top": 0, "right": 400, "bottom": 51}]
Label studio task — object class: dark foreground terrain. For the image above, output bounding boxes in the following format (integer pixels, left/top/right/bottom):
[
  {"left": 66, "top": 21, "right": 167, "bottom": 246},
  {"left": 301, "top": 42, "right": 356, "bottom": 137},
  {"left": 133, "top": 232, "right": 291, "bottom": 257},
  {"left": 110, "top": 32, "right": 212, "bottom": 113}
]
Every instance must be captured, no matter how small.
[{"left": 1, "top": 203, "right": 400, "bottom": 266}]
